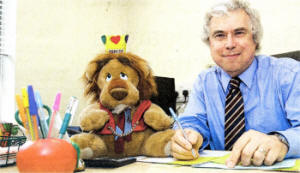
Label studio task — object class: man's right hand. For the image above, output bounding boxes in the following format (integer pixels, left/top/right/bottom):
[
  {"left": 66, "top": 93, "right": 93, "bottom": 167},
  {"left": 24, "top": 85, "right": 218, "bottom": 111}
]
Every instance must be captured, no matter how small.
[{"left": 171, "top": 129, "right": 203, "bottom": 160}]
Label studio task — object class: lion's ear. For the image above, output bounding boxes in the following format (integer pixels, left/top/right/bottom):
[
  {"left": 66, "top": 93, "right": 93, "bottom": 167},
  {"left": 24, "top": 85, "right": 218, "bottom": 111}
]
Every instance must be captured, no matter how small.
[
  {"left": 82, "top": 61, "right": 101, "bottom": 101},
  {"left": 84, "top": 62, "right": 98, "bottom": 82}
]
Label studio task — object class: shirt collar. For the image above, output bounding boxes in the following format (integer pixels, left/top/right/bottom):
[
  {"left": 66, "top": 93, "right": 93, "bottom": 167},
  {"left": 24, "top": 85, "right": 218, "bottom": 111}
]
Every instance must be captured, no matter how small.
[{"left": 218, "top": 57, "right": 258, "bottom": 92}]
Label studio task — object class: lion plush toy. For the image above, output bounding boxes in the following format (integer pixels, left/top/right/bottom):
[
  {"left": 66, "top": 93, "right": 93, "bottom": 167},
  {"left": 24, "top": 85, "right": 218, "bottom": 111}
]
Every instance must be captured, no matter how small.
[{"left": 71, "top": 52, "right": 175, "bottom": 159}]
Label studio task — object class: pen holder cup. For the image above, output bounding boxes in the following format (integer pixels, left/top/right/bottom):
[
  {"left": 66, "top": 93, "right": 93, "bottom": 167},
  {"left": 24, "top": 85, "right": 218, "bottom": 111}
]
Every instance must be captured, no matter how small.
[{"left": 16, "top": 138, "right": 77, "bottom": 173}]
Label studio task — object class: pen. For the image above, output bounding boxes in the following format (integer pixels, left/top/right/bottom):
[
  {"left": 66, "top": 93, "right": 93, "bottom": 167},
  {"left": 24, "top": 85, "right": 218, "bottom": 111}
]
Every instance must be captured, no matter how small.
[
  {"left": 28, "top": 85, "right": 40, "bottom": 140},
  {"left": 22, "top": 87, "right": 35, "bottom": 141},
  {"left": 47, "top": 92, "right": 61, "bottom": 138},
  {"left": 15, "top": 95, "right": 27, "bottom": 128},
  {"left": 35, "top": 91, "right": 49, "bottom": 139},
  {"left": 59, "top": 96, "right": 79, "bottom": 139},
  {"left": 15, "top": 95, "right": 30, "bottom": 136},
  {"left": 169, "top": 107, "right": 197, "bottom": 158}
]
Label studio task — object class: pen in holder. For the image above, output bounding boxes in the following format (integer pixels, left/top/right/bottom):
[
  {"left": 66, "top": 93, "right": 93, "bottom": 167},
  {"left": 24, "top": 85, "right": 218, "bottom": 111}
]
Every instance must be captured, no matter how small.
[
  {"left": 47, "top": 109, "right": 63, "bottom": 139},
  {"left": 59, "top": 96, "right": 79, "bottom": 140},
  {"left": 47, "top": 92, "right": 61, "bottom": 138}
]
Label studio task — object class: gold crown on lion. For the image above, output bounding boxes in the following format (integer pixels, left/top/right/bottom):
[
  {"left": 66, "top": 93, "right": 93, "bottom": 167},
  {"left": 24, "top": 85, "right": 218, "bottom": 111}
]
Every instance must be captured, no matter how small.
[{"left": 101, "top": 34, "right": 129, "bottom": 53}]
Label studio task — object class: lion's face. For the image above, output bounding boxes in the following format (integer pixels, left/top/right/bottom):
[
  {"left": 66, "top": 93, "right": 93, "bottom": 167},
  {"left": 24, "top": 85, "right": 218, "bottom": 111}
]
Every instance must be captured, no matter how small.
[
  {"left": 97, "top": 59, "right": 140, "bottom": 109},
  {"left": 83, "top": 53, "right": 157, "bottom": 109}
]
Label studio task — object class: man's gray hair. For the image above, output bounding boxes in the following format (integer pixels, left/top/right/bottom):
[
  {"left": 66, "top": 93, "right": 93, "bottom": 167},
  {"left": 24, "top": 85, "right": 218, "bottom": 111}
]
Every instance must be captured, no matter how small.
[{"left": 202, "top": 0, "right": 263, "bottom": 50}]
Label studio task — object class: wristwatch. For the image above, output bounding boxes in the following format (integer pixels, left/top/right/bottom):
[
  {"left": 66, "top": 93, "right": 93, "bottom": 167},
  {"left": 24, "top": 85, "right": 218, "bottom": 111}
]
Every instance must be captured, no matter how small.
[{"left": 273, "top": 133, "right": 289, "bottom": 149}]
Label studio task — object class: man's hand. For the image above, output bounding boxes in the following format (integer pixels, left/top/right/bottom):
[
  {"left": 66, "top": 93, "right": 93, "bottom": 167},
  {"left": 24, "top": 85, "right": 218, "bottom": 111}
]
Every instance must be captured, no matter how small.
[
  {"left": 171, "top": 129, "right": 203, "bottom": 160},
  {"left": 226, "top": 130, "right": 288, "bottom": 167}
]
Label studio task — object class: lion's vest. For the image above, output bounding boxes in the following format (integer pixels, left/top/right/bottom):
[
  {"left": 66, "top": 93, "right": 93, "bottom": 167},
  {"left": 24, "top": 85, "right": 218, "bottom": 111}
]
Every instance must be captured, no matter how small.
[{"left": 96, "top": 100, "right": 151, "bottom": 153}]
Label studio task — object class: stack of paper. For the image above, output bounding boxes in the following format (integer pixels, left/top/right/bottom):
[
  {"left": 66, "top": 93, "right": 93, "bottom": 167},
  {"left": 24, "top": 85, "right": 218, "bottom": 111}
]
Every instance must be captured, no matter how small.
[{"left": 136, "top": 150, "right": 300, "bottom": 171}]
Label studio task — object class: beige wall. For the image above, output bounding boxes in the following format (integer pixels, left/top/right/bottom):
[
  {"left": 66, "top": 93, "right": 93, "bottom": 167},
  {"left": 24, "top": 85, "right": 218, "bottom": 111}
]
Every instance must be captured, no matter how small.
[{"left": 16, "top": 0, "right": 300, "bottom": 125}]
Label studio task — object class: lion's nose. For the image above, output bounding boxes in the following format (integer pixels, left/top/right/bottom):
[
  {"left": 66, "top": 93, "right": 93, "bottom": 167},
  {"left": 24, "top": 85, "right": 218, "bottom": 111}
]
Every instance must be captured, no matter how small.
[{"left": 110, "top": 88, "right": 128, "bottom": 100}]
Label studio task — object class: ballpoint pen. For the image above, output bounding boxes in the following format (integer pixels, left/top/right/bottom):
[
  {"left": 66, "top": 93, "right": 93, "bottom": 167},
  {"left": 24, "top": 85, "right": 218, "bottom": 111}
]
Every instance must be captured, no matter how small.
[
  {"left": 16, "top": 94, "right": 31, "bottom": 139},
  {"left": 59, "top": 96, "right": 79, "bottom": 139},
  {"left": 15, "top": 94, "right": 30, "bottom": 137},
  {"left": 47, "top": 92, "right": 61, "bottom": 138},
  {"left": 35, "top": 91, "right": 49, "bottom": 138},
  {"left": 22, "top": 87, "right": 34, "bottom": 141},
  {"left": 28, "top": 85, "right": 40, "bottom": 140},
  {"left": 169, "top": 107, "right": 197, "bottom": 158}
]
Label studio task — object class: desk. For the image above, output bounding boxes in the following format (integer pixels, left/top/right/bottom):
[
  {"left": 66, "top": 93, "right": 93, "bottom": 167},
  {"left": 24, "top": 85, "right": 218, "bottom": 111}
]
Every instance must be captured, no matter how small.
[{"left": 1, "top": 162, "right": 290, "bottom": 173}]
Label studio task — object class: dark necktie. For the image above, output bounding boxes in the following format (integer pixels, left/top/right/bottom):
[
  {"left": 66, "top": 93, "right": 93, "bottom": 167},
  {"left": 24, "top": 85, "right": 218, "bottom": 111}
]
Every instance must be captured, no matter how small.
[{"left": 224, "top": 77, "right": 245, "bottom": 150}]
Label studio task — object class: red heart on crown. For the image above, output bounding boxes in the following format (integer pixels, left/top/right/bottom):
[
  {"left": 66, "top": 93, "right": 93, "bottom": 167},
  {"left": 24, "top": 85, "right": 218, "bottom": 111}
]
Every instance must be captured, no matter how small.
[{"left": 110, "top": 36, "right": 121, "bottom": 44}]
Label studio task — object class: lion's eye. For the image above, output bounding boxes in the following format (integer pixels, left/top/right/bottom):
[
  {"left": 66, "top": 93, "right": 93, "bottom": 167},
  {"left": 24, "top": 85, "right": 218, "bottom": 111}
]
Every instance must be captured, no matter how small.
[
  {"left": 120, "top": 72, "right": 128, "bottom": 80},
  {"left": 106, "top": 73, "right": 112, "bottom": 81}
]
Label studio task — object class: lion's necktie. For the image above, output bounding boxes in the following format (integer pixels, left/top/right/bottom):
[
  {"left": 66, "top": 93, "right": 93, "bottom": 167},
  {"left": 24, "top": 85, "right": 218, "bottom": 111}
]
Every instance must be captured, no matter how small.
[{"left": 224, "top": 77, "right": 245, "bottom": 150}]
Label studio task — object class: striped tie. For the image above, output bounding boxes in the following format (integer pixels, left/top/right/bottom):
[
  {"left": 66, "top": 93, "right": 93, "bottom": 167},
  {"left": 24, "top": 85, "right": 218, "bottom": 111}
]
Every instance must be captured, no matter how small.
[{"left": 224, "top": 77, "right": 245, "bottom": 150}]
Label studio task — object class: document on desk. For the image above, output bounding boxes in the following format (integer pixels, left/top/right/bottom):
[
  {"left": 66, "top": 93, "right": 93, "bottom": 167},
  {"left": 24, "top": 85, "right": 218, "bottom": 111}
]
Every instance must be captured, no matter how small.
[
  {"left": 137, "top": 150, "right": 225, "bottom": 166},
  {"left": 137, "top": 150, "right": 230, "bottom": 165},
  {"left": 136, "top": 150, "right": 300, "bottom": 171},
  {"left": 192, "top": 159, "right": 296, "bottom": 170}
]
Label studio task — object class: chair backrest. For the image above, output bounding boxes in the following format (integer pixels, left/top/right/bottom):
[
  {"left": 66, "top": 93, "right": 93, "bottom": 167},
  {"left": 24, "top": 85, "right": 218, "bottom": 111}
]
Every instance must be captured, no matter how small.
[
  {"left": 272, "top": 50, "right": 300, "bottom": 61},
  {"left": 150, "top": 76, "right": 176, "bottom": 116}
]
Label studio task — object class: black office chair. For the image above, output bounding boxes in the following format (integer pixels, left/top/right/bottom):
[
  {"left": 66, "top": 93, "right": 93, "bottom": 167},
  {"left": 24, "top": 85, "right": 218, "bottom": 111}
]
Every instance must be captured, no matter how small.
[
  {"left": 272, "top": 50, "right": 300, "bottom": 61},
  {"left": 150, "top": 76, "right": 177, "bottom": 116}
]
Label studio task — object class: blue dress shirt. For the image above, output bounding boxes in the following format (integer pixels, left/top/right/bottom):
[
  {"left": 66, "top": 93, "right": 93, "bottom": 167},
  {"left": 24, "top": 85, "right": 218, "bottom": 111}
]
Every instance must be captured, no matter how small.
[{"left": 177, "top": 55, "right": 300, "bottom": 158}]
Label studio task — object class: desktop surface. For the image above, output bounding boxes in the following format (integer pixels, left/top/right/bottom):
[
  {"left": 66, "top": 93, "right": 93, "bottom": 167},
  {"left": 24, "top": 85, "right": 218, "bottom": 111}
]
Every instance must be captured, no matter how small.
[{"left": 1, "top": 162, "right": 289, "bottom": 173}]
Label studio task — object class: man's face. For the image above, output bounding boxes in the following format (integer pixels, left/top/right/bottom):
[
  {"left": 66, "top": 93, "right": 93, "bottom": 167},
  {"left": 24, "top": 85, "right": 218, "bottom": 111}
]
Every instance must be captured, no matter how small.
[{"left": 208, "top": 9, "right": 257, "bottom": 77}]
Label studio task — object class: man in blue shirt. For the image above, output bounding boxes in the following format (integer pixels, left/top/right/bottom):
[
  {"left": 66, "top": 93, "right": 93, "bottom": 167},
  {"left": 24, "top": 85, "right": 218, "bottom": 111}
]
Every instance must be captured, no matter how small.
[{"left": 171, "top": 0, "right": 300, "bottom": 168}]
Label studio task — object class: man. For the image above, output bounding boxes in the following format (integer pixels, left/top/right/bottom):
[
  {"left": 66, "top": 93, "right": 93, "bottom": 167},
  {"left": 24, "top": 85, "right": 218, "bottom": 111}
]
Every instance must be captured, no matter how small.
[{"left": 171, "top": 0, "right": 300, "bottom": 168}]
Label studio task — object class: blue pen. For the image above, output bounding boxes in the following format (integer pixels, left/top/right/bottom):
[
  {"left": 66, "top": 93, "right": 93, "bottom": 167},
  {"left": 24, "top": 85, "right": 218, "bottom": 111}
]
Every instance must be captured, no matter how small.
[
  {"left": 59, "top": 96, "right": 79, "bottom": 139},
  {"left": 27, "top": 85, "right": 40, "bottom": 140},
  {"left": 35, "top": 91, "right": 49, "bottom": 138},
  {"left": 169, "top": 107, "right": 197, "bottom": 158}
]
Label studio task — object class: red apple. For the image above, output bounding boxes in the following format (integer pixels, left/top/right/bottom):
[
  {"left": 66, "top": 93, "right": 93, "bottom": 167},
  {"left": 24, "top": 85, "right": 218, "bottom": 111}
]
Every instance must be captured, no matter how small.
[{"left": 17, "top": 138, "right": 77, "bottom": 173}]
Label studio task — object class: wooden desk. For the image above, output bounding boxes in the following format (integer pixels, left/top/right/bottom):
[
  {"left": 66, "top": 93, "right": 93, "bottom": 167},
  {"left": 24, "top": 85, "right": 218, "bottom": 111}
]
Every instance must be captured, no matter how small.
[{"left": 0, "top": 162, "right": 289, "bottom": 173}]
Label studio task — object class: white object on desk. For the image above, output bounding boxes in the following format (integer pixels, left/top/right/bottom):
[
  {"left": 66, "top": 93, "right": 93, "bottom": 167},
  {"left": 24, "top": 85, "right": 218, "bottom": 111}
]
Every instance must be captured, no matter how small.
[
  {"left": 192, "top": 159, "right": 296, "bottom": 170},
  {"left": 137, "top": 150, "right": 297, "bottom": 171}
]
